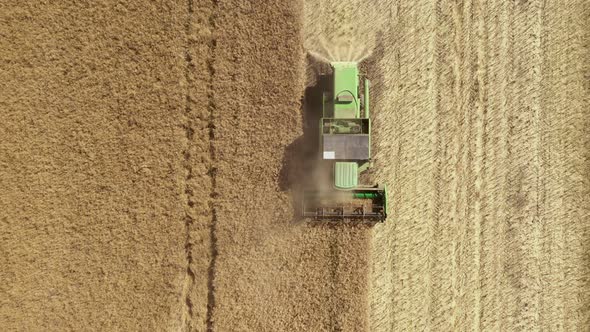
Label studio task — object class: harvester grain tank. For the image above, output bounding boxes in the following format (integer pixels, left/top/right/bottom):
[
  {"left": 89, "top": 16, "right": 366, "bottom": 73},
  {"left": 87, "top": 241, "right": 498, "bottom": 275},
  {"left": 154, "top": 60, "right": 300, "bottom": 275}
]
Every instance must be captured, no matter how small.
[{"left": 302, "top": 62, "right": 388, "bottom": 222}]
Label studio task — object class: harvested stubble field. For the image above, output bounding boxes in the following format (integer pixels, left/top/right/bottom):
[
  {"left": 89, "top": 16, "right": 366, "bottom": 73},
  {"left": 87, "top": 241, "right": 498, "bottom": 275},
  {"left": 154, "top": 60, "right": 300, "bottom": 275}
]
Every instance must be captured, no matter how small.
[{"left": 0, "top": 0, "right": 588, "bottom": 331}]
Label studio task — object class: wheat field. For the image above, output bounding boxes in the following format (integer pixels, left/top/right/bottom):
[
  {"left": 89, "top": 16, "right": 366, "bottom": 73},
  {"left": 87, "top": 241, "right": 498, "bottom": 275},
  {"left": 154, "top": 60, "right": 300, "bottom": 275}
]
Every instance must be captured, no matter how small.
[{"left": 1, "top": 0, "right": 588, "bottom": 331}]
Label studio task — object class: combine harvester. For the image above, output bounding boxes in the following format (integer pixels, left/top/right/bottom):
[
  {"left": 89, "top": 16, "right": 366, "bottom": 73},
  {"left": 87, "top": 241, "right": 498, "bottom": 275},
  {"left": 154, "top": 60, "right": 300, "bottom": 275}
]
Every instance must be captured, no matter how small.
[{"left": 302, "top": 62, "right": 387, "bottom": 222}]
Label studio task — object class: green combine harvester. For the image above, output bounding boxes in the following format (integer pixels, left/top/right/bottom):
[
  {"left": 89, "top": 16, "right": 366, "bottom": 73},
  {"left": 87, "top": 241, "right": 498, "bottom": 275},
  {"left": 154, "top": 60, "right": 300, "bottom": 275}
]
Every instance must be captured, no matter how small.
[{"left": 302, "top": 62, "right": 388, "bottom": 222}]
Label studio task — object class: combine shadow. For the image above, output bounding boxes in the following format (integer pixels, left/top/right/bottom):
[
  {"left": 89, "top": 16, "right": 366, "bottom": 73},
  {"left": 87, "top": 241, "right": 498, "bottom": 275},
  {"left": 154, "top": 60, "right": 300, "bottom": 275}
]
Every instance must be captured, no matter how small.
[{"left": 279, "top": 55, "right": 332, "bottom": 222}]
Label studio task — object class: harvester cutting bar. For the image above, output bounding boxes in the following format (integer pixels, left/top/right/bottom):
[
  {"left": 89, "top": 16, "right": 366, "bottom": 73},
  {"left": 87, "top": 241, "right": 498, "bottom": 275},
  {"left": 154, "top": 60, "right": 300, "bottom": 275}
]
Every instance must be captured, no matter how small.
[
  {"left": 302, "top": 186, "right": 387, "bottom": 222},
  {"left": 303, "top": 206, "right": 385, "bottom": 221}
]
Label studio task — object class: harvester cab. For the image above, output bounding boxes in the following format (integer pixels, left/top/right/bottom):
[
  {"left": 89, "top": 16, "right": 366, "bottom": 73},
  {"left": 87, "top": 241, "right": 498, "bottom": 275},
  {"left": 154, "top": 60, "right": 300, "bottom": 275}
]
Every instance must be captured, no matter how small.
[{"left": 302, "top": 62, "right": 388, "bottom": 222}]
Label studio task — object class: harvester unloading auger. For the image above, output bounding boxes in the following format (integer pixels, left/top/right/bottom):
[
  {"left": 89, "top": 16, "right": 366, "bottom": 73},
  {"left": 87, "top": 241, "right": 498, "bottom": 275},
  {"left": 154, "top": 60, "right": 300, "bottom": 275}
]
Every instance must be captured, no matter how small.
[{"left": 302, "top": 62, "right": 388, "bottom": 222}]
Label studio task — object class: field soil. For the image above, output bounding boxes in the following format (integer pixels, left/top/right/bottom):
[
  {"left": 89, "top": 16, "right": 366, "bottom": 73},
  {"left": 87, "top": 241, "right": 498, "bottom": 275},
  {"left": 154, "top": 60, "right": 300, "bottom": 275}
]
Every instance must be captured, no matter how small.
[{"left": 1, "top": 1, "right": 588, "bottom": 331}]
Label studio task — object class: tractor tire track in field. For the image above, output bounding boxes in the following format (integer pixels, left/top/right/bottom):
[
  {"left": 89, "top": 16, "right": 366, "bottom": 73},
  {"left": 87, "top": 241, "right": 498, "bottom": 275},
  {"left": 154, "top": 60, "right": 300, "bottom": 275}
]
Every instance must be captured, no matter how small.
[
  {"left": 203, "top": 1, "right": 219, "bottom": 331},
  {"left": 182, "top": 0, "right": 219, "bottom": 330},
  {"left": 182, "top": 0, "right": 197, "bottom": 329}
]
